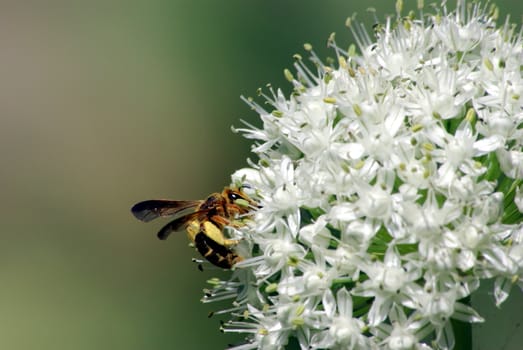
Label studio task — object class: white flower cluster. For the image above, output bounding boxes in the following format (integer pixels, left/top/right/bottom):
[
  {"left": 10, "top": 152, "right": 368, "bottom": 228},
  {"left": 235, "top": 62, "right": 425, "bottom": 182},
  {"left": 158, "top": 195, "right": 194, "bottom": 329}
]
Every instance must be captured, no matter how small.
[{"left": 206, "top": 1, "right": 523, "bottom": 349}]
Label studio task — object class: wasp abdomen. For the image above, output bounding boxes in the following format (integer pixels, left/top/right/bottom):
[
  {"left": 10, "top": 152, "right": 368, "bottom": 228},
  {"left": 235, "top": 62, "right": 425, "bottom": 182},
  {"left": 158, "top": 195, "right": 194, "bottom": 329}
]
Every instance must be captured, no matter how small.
[{"left": 193, "top": 232, "right": 242, "bottom": 269}]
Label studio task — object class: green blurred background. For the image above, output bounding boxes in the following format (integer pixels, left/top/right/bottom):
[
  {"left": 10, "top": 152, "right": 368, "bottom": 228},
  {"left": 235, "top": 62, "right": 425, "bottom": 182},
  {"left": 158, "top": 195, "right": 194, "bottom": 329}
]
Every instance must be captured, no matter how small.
[{"left": 0, "top": 1, "right": 521, "bottom": 349}]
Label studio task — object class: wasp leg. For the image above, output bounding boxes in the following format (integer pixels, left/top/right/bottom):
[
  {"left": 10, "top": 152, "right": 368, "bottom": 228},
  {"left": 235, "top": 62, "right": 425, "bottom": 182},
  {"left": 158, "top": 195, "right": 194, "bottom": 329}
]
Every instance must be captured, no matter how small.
[
  {"left": 210, "top": 215, "right": 248, "bottom": 230},
  {"left": 222, "top": 238, "right": 241, "bottom": 247},
  {"left": 199, "top": 221, "right": 240, "bottom": 247},
  {"left": 209, "top": 215, "right": 232, "bottom": 228}
]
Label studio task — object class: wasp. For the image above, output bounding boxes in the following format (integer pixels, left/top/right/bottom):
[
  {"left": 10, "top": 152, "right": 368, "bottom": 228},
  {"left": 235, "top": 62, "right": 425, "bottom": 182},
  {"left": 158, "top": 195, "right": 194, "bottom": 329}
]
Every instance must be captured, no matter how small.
[{"left": 131, "top": 187, "right": 257, "bottom": 269}]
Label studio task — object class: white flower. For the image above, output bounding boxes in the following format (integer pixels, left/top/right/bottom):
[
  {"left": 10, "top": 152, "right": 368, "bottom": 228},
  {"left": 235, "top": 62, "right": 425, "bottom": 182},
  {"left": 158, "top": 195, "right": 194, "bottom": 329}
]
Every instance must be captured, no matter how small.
[
  {"left": 210, "top": 1, "right": 523, "bottom": 349},
  {"left": 351, "top": 247, "right": 421, "bottom": 326},
  {"left": 372, "top": 305, "right": 434, "bottom": 350},
  {"left": 310, "top": 288, "right": 369, "bottom": 349}
]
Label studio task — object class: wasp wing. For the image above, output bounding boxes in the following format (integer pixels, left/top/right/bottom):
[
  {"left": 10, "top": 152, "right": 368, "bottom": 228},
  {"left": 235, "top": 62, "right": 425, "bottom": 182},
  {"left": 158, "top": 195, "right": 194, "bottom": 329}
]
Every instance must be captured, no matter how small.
[
  {"left": 131, "top": 200, "right": 201, "bottom": 222},
  {"left": 157, "top": 211, "right": 207, "bottom": 240}
]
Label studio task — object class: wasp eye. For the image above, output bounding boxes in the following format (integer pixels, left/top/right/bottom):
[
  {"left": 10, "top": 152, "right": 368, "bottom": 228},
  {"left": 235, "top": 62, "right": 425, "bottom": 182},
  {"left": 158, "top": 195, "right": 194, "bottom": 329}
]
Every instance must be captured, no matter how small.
[{"left": 228, "top": 192, "right": 240, "bottom": 201}]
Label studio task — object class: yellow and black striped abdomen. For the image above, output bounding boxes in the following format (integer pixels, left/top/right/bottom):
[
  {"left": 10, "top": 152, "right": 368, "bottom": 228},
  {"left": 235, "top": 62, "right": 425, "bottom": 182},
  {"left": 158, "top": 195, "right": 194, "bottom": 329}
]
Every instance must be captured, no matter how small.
[{"left": 193, "top": 232, "right": 242, "bottom": 269}]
